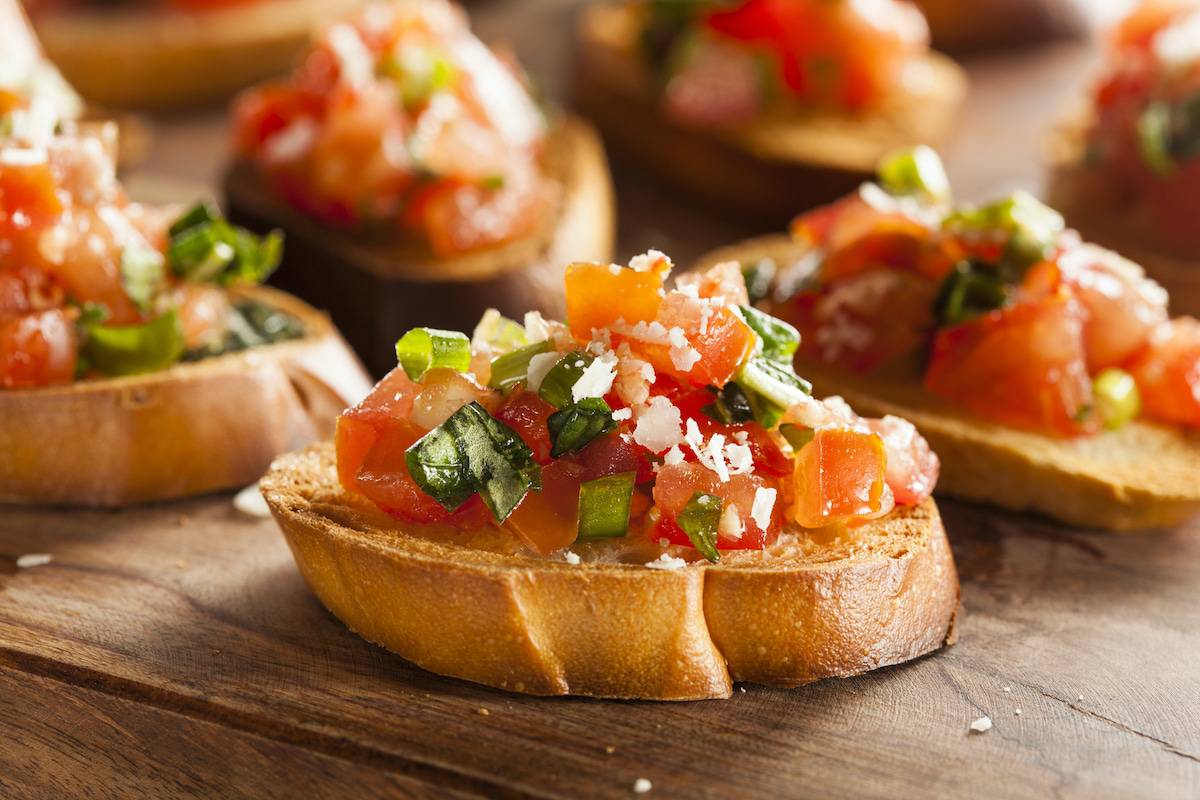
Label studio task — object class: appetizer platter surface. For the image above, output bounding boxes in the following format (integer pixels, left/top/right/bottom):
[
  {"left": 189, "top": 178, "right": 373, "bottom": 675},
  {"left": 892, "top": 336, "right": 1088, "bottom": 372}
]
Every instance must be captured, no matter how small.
[{"left": 3, "top": 1, "right": 1200, "bottom": 799}]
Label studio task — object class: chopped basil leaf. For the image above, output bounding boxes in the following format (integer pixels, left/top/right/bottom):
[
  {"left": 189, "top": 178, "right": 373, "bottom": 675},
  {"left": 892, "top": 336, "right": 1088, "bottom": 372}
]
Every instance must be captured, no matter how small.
[
  {"left": 119, "top": 245, "right": 166, "bottom": 313},
  {"left": 779, "top": 424, "right": 815, "bottom": 451},
  {"left": 742, "top": 258, "right": 776, "bottom": 305},
  {"left": 877, "top": 145, "right": 951, "bottom": 203},
  {"left": 406, "top": 401, "right": 541, "bottom": 522},
  {"left": 538, "top": 350, "right": 593, "bottom": 409},
  {"left": 1138, "top": 102, "right": 1175, "bottom": 176},
  {"left": 76, "top": 302, "right": 110, "bottom": 327},
  {"left": 472, "top": 309, "right": 528, "bottom": 355},
  {"left": 933, "top": 259, "right": 1012, "bottom": 326},
  {"left": 482, "top": 175, "right": 505, "bottom": 190},
  {"left": 487, "top": 339, "right": 552, "bottom": 391},
  {"left": 577, "top": 472, "right": 636, "bottom": 540},
  {"left": 742, "top": 385, "right": 785, "bottom": 430},
  {"left": 395, "top": 327, "right": 471, "bottom": 381},
  {"left": 547, "top": 397, "right": 616, "bottom": 458},
  {"left": 181, "top": 300, "right": 305, "bottom": 362},
  {"left": 738, "top": 304, "right": 799, "bottom": 362},
  {"left": 702, "top": 382, "right": 754, "bottom": 425},
  {"left": 676, "top": 492, "right": 722, "bottom": 564},
  {"left": 82, "top": 309, "right": 186, "bottom": 377},
  {"left": 943, "top": 191, "right": 1064, "bottom": 271},
  {"left": 737, "top": 357, "right": 811, "bottom": 415},
  {"left": 167, "top": 202, "right": 283, "bottom": 287}
]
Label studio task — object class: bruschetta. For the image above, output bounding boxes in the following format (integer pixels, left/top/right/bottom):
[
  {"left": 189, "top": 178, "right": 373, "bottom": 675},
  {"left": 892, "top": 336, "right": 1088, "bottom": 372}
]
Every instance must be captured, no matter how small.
[
  {"left": 261, "top": 251, "right": 960, "bottom": 700},
  {"left": 0, "top": 119, "right": 370, "bottom": 506},
  {"left": 697, "top": 147, "right": 1200, "bottom": 530},
  {"left": 573, "top": 0, "right": 966, "bottom": 221},
  {"left": 1049, "top": 0, "right": 1200, "bottom": 314},
  {"left": 22, "top": 0, "right": 365, "bottom": 111},
  {"left": 224, "top": 0, "right": 615, "bottom": 375}
]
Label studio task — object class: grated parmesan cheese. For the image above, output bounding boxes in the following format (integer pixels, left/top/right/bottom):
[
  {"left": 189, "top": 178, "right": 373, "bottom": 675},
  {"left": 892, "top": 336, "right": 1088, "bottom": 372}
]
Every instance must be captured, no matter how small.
[
  {"left": 611, "top": 407, "right": 632, "bottom": 421},
  {"left": 629, "top": 249, "right": 671, "bottom": 273},
  {"left": 326, "top": 23, "right": 374, "bottom": 88},
  {"left": 718, "top": 503, "right": 744, "bottom": 541},
  {"left": 571, "top": 352, "right": 618, "bottom": 402},
  {"left": 750, "top": 488, "right": 776, "bottom": 531},
  {"left": 564, "top": 551, "right": 581, "bottom": 565},
  {"left": 633, "top": 397, "right": 684, "bottom": 453},
  {"left": 644, "top": 554, "right": 686, "bottom": 571}
]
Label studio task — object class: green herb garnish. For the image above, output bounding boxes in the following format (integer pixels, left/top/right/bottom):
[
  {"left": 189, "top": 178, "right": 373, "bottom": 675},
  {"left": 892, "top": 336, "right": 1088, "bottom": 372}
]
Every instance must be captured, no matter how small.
[
  {"left": 487, "top": 340, "right": 553, "bottom": 391},
  {"left": 742, "top": 258, "right": 776, "bottom": 305},
  {"left": 81, "top": 309, "right": 186, "bottom": 377},
  {"left": 538, "top": 350, "right": 593, "bottom": 409},
  {"left": 877, "top": 145, "right": 952, "bottom": 203},
  {"left": 119, "top": 245, "right": 166, "bottom": 313},
  {"left": 547, "top": 397, "right": 616, "bottom": 457},
  {"left": 933, "top": 260, "right": 1012, "bottom": 326},
  {"left": 676, "top": 491, "right": 722, "bottom": 563},
  {"left": 167, "top": 201, "right": 282, "bottom": 286},
  {"left": 1092, "top": 368, "right": 1141, "bottom": 431},
  {"left": 395, "top": 327, "right": 471, "bottom": 381},
  {"left": 577, "top": 472, "right": 636, "bottom": 540}
]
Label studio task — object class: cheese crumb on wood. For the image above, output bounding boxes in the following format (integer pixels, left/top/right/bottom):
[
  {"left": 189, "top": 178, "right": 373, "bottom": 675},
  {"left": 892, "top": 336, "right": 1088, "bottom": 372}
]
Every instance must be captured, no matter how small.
[
  {"left": 633, "top": 778, "right": 653, "bottom": 794},
  {"left": 16, "top": 553, "right": 52, "bottom": 569},
  {"left": 969, "top": 716, "right": 992, "bottom": 734},
  {"left": 234, "top": 484, "right": 271, "bottom": 518}
]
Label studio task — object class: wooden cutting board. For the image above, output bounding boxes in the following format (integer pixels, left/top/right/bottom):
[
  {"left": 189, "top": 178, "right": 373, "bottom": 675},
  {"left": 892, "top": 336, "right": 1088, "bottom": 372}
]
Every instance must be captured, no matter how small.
[{"left": 1, "top": 496, "right": 1198, "bottom": 799}]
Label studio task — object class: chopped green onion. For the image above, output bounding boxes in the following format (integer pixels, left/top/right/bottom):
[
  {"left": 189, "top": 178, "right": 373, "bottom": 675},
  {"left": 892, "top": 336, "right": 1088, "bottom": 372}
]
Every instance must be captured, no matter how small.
[
  {"left": 676, "top": 492, "right": 722, "bottom": 564},
  {"left": 934, "top": 260, "right": 1012, "bottom": 326},
  {"left": 1092, "top": 368, "right": 1141, "bottom": 431},
  {"left": 395, "top": 327, "right": 471, "bottom": 381},
  {"left": 1137, "top": 102, "right": 1175, "bottom": 177},
  {"left": 119, "top": 245, "right": 166, "bottom": 313},
  {"left": 702, "top": 382, "right": 754, "bottom": 425},
  {"left": 82, "top": 309, "right": 186, "bottom": 377},
  {"left": 472, "top": 309, "right": 528, "bottom": 354},
  {"left": 547, "top": 397, "right": 616, "bottom": 457},
  {"left": 577, "top": 472, "right": 636, "bottom": 540},
  {"left": 538, "top": 350, "right": 593, "bottom": 409},
  {"left": 737, "top": 305, "right": 799, "bottom": 362},
  {"left": 943, "top": 191, "right": 1065, "bottom": 271},
  {"left": 405, "top": 401, "right": 541, "bottom": 522},
  {"left": 743, "top": 388, "right": 786, "bottom": 429},
  {"left": 167, "top": 202, "right": 282, "bottom": 286},
  {"left": 487, "top": 339, "right": 553, "bottom": 391},
  {"left": 779, "top": 424, "right": 815, "bottom": 451},
  {"left": 742, "top": 258, "right": 776, "bottom": 305},
  {"left": 877, "top": 145, "right": 951, "bottom": 203},
  {"left": 737, "top": 357, "right": 812, "bottom": 413}
]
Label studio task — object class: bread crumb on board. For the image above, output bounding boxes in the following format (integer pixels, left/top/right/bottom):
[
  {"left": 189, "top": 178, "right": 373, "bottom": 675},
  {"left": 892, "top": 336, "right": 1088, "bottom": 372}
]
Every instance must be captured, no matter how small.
[
  {"left": 476, "top": 708, "right": 490, "bottom": 716},
  {"left": 233, "top": 484, "right": 271, "bottom": 518},
  {"left": 633, "top": 778, "right": 653, "bottom": 794},
  {"left": 969, "top": 716, "right": 993, "bottom": 734},
  {"left": 16, "top": 553, "right": 52, "bottom": 569},
  {"left": 605, "top": 746, "right": 616, "bottom": 754}
]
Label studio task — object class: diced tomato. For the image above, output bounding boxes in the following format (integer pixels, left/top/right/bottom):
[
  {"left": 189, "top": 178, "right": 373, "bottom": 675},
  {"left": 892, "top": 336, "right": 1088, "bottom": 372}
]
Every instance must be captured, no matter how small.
[
  {"left": 636, "top": 304, "right": 755, "bottom": 387},
  {"left": 1058, "top": 246, "right": 1166, "bottom": 370},
  {"left": 564, "top": 262, "right": 665, "bottom": 340},
  {"left": 0, "top": 266, "right": 65, "bottom": 317},
  {"left": 573, "top": 430, "right": 656, "bottom": 484},
  {"left": 334, "top": 367, "right": 420, "bottom": 489},
  {"left": 415, "top": 176, "right": 542, "bottom": 258},
  {"left": 0, "top": 309, "right": 77, "bottom": 388},
  {"left": 675, "top": 260, "right": 750, "bottom": 306},
  {"left": 504, "top": 459, "right": 585, "bottom": 555},
  {"left": 653, "top": 462, "right": 780, "bottom": 550},
  {"left": 866, "top": 416, "right": 938, "bottom": 506},
  {"left": 352, "top": 417, "right": 487, "bottom": 526},
  {"left": 494, "top": 390, "right": 555, "bottom": 465},
  {"left": 791, "top": 428, "right": 891, "bottom": 528},
  {"left": 671, "top": 388, "right": 793, "bottom": 477},
  {"left": 1111, "top": 0, "right": 1194, "bottom": 50},
  {"left": 1127, "top": 318, "right": 1200, "bottom": 427},
  {"left": 231, "top": 83, "right": 323, "bottom": 156},
  {"left": 0, "top": 159, "right": 63, "bottom": 233},
  {"left": 924, "top": 291, "right": 1098, "bottom": 437},
  {"left": 408, "top": 368, "right": 498, "bottom": 431}
]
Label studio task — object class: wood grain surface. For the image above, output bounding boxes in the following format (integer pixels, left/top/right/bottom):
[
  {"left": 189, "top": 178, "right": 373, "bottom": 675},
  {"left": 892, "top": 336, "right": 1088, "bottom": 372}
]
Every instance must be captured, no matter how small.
[{"left": 4, "top": 1, "right": 1199, "bottom": 798}]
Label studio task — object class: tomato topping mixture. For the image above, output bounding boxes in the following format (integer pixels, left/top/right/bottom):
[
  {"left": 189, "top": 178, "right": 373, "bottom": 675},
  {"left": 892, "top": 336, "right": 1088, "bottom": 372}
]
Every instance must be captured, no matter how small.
[
  {"left": 0, "top": 112, "right": 289, "bottom": 388},
  {"left": 233, "top": 0, "right": 548, "bottom": 257},
  {"left": 335, "top": 252, "right": 939, "bottom": 563},
  {"left": 640, "top": 0, "right": 931, "bottom": 126},
  {"left": 774, "top": 147, "right": 1200, "bottom": 437},
  {"left": 1078, "top": 1, "right": 1200, "bottom": 252}
]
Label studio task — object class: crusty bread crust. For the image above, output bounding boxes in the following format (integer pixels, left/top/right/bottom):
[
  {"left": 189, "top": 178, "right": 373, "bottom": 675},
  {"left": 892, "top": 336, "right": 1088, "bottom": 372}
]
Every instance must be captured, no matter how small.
[
  {"left": 30, "top": 0, "right": 364, "bottom": 110},
  {"left": 261, "top": 443, "right": 960, "bottom": 700},
  {"left": 696, "top": 235, "right": 1200, "bottom": 531},
  {"left": 225, "top": 116, "right": 616, "bottom": 374},
  {"left": 573, "top": 2, "right": 967, "bottom": 221},
  {"left": 0, "top": 286, "right": 371, "bottom": 507}
]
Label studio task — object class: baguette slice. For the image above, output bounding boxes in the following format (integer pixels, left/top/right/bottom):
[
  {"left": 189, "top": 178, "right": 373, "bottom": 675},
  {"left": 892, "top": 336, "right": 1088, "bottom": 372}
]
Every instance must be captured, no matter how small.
[
  {"left": 30, "top": 0, "right": 365, "bottom": 111},
  {"left": 573, "top": 2, "right": 967, "bottom": 222},
  {"left": 261, "top": 443, "right": 959, "bottom": 701},
  {"left": 1047, "top": 115, "right": 1200, "bottom": 316},
  {"left": 697, "top": 235, "right": 1200, "bottom": 531},
  {"left": 0, "top": 286, "right": 371, "bottom": 508},
  {"left": 225, "top": 116, "right": 616, "bottom": 375}
]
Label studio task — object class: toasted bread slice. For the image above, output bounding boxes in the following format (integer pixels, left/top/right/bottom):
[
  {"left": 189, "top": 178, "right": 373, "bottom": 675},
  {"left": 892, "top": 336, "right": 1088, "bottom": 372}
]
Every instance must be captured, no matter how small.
[
  {"left": 697, "top": 235, "right": 1200, "bottom": 531},
  {"left": 573, "top": 2, "right": 967, "bottom": 222},
  {"left": 1047, "top": 117, "right": 1200, "bottom": 316},
  {"left": 225, "top": 116, "right": 616, "bottom": 375},
  {"left": 0, "top": 286, "right": 371, "bottom": 508},
  {"left": 915, "top": 0, "right": 1092, "bottom": 52},
  {"left": 30, "top": 0, "right": 364, "bottom": 111},
  {"left": 260, "top": 442, "right": 959, "bottom": 700}
]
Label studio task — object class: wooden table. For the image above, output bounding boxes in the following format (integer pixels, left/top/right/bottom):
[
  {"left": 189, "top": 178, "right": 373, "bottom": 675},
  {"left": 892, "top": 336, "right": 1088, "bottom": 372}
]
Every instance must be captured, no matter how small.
[{"left": 4, "top": 3, "right": 1199, "bottom": 798}]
